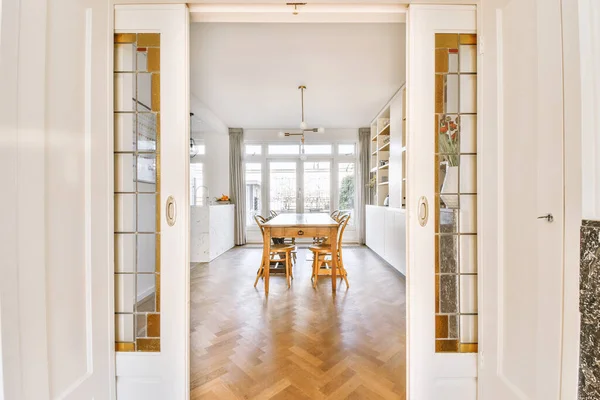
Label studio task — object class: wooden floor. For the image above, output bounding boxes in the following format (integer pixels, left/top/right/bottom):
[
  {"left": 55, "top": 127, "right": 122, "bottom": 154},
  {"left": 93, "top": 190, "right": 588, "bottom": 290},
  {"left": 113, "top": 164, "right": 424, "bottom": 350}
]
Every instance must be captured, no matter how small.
[{"left": 190, "top": 245, "right": 406, "bottom": 399}]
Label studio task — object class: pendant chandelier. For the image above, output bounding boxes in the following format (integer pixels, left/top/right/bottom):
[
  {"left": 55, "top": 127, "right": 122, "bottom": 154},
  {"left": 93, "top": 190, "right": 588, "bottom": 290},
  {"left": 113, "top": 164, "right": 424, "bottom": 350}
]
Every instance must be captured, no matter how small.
[
  {"left": 278, "top": 85, "right": 325, "bottom": 160},
  {"left": 190, "top": 112, "right": 199, "bottom": 159}
]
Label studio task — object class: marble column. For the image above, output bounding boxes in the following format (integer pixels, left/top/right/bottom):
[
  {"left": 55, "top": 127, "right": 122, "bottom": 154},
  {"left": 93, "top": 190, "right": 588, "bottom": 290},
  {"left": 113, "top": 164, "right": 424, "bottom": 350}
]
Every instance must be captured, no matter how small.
[{"left": 579, "top": 220, "right": 600, "bottom": 399}]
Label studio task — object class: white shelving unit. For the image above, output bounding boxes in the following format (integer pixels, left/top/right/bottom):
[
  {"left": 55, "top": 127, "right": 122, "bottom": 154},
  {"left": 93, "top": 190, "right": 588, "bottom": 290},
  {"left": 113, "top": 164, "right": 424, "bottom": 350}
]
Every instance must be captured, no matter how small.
[
  {"left": 369, "top": 84, "right": 407, "bottom": 208},
  {"left": 365, "top": 84, "right": 407, "bottom": 275}
]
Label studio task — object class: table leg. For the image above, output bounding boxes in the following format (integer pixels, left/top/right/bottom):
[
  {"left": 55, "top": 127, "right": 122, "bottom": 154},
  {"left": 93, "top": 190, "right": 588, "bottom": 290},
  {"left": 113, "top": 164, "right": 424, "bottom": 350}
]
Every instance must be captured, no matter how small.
[
  {"left": 263, "top": 227, "right": 271, "bottom": 294},
  {"left": 330, "top": 226, "right": 338, "bottom": 292}
]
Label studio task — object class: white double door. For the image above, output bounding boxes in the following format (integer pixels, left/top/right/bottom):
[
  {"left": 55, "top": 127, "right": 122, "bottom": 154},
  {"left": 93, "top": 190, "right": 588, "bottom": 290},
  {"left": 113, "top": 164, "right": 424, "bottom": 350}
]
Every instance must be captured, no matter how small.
[{"left": 268, "top": 159, "right": 333, "bottom": 214}]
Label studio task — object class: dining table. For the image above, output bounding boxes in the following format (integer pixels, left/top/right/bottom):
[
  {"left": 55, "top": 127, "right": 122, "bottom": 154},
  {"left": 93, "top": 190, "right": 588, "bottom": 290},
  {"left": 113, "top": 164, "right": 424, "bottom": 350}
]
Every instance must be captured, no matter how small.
[{"left": 261, "top": 213, "right": 339, "bottom": 294}]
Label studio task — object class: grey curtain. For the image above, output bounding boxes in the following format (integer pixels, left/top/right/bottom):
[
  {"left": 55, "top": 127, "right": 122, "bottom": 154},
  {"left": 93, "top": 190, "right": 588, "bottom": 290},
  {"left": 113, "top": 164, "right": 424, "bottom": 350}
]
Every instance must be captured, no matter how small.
[
  {"left": 229, "top": 128, "right": 246, "bottom": 245},
  {"left": 357, "top": 127, "right": 371, "bottom": 244}
]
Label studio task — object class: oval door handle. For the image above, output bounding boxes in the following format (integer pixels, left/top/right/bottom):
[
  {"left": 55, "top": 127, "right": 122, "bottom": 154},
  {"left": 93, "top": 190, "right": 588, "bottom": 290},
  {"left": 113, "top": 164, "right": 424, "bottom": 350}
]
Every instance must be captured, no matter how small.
[
  {"left": 418, "top": 196, "right": 429, "bottom": 227},
  {"left": 298, "top": 230, "right": 304, "bottom": 236},
  {"left": 166, "top": 195, "right": 177, "bottom": 226}
]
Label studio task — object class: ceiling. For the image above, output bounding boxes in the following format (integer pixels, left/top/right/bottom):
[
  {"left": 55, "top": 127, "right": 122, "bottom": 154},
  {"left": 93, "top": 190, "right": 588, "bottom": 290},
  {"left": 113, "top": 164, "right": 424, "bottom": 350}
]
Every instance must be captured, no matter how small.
[{"left": 190, "top": 22, "right": 406, "bottom": 130}]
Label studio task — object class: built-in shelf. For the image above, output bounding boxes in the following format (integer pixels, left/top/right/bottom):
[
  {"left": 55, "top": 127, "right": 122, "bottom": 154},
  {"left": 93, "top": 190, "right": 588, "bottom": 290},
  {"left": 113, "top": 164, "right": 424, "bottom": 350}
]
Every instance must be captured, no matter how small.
[
  {"left": 378, "top": 123, "right": 391, "bottom": 135},
  {"left": 368, "top": 84, "right": 406, "bottom": 208},
  {"left": 378, "top": 143, "right": 390, "bottom": 152}
]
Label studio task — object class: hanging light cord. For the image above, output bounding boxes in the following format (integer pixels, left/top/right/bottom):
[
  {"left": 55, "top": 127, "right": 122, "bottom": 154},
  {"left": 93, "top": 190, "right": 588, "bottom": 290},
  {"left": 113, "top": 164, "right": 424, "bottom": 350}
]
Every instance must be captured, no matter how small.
[{"left": 299, "top": 85, "right": 306, "bottom": 124}]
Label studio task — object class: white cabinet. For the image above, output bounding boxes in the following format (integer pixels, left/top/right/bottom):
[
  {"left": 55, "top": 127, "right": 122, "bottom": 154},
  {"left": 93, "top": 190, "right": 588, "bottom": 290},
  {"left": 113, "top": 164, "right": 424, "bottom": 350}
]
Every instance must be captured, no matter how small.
[{"left": 366, "top": 205, "right": 406, "bottom": 275}]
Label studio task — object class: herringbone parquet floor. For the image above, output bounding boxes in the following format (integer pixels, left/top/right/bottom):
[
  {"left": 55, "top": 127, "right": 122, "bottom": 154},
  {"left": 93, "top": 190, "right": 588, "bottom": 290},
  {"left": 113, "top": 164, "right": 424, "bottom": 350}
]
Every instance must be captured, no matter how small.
[{"left": 190, "top": 245, "right": 406, "bottom": 399}]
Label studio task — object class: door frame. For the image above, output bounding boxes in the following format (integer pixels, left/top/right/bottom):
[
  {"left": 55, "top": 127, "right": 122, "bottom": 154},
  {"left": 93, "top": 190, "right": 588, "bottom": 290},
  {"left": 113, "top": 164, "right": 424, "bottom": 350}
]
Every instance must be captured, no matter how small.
[{"left": 103, "top": 2, "right": 587, "bottom": 399}]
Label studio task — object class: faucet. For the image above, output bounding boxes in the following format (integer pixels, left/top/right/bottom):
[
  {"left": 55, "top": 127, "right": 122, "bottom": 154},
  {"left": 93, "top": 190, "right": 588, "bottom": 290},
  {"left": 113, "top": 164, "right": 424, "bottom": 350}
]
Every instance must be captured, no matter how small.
[{"left": 194, "top": 185, "right": 210, "bottom": 206}]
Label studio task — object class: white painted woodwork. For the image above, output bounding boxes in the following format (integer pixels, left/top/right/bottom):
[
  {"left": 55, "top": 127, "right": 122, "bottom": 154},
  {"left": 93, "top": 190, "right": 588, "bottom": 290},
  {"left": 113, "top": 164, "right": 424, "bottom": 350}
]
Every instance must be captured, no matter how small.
[
  {"left": 114, "top": 5, "right": 190, "bottom": 400},
  {"left": 579, "top": 0, "right": 600, "bottom": 220},
  {"left": 365, "top": 205, "right": 406, "bottom": 274},
  {"left": 561, "top": 0, "right": 584, "bottom": 397},
  {"left": 406, "top": 5, "right": 477, "bottom": 400},
  {"left": 389, "top": 94, "right": 404, "bottom": 209},
  {"left": 479, "top": 1, "right": 565, "bottom": 399},
  {"left": 0, "top": 0, "right": 113, "bottom": 399}
]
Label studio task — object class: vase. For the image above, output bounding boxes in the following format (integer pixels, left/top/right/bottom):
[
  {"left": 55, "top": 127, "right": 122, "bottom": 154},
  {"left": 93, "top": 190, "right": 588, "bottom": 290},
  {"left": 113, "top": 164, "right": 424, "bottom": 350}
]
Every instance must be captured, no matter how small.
[{"left": 440, "top": 165, "right": 459, "bottom": 209}]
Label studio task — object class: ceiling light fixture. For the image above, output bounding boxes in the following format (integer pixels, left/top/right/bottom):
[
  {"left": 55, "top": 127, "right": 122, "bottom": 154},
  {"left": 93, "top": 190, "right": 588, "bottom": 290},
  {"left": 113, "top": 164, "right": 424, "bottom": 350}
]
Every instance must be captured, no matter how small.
[
  {"left": 277, "top": 85, "right": 325, "bottom": 160},
  {"left": 286, "top": 2, "right": 306, "bottom": 15}
]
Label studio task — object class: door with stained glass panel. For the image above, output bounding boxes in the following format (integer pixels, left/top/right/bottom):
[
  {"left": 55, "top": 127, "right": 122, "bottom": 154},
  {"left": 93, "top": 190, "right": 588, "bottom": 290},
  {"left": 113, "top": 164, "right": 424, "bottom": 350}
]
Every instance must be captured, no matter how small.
[
  {"left": 407, "top": 6, "right": 478, "bottom": 400},
  {"left": 113, "top": 5, "right": 189, "bottom": 400}
]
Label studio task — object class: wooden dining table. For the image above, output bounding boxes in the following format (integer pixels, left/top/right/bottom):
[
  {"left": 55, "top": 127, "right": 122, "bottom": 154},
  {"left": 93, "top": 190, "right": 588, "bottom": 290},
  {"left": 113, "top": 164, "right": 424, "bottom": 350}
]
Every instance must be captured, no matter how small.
[{"left": 261, "top": 213, "right": 339, "bottom": 294}]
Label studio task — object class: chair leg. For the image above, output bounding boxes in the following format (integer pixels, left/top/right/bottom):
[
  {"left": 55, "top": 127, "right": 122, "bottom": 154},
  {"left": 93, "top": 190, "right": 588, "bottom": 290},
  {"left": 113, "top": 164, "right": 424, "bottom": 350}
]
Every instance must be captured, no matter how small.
[
  {"left": 285, "top": 254, "right": 291, "bottom": 288},
  {"left": 313, "top": 254, "right": 320, "bottom": 288},
  {"left": 254, "top": 262, "right": 264, "bottom": 287}
]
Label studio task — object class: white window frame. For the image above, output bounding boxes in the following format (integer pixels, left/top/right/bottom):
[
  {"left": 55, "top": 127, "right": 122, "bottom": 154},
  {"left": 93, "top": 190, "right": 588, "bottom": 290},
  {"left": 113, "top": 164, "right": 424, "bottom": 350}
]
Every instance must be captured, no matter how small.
[
  {"left": 243, "top": 141, "right": 359, "bottom": 243},
  {"left": 190, "top": 139, "right": 206, "bottom": 206}
]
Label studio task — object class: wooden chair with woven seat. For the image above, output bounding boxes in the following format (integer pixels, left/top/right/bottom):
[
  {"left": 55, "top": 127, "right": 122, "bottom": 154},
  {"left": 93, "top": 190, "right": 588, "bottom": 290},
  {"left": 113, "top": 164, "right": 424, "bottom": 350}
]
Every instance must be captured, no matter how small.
[
  {"left": 253, "top": 215, "right": 295, "bottom": 289},
  {"left": 309, "top": 214, "right": 351, "bottom": 288}
]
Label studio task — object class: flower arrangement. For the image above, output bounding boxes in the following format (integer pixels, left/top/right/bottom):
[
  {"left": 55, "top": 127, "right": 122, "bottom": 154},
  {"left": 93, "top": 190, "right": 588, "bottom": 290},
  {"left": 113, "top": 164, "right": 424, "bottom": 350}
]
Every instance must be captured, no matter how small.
[{"left": 438, "top": 115, "right": 459, "bottom": 166}]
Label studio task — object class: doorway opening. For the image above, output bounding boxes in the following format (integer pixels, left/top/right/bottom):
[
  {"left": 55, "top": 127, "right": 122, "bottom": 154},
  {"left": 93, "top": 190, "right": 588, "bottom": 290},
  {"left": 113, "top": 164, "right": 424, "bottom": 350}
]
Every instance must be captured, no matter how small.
[{"left": 188, "top": 17, "right": 408, "bottom": 399}]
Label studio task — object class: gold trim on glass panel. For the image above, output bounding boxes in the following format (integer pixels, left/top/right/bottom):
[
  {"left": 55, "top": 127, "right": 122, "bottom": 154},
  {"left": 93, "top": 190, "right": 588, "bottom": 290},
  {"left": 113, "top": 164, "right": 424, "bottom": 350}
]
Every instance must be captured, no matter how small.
[
  {"left": 434, "top": 32, "right": 478, "bottom": 354},
  {"left": 115, "top": 33, "right": 136, "bottom": 43},
  {"left": 435, "top": 315, "right": 448, "bottom": 339},
  {"left": 155, "top": 274, "right": 161, "bottom": 313},
  {"left": 116, "top": 342, "right": 135, "bottom": 352},
  {"left": 151, "top": 74, "right": 160, "bottom": 112},
  {"left": 147, "top": 48, "right": 160, "bottom": 72},
  {"left": 435, "top": 33, "right": 458, "bottom": 49},
  {"left": 114, "top": 32, "right": 161, "bottom": 353},
  {"left": 137, "top": 338, "right": 160, "bottom": 352},
  {"left": 459, "top": 343, "right": 478, "bottom": 353},
  {"left": 435, "top": 48, "right": 449, "bottom": 73},
  {"left": 137, "top": 33, "right": 160, "bottom": 47},
  {"left": 459, "top": 34, "right": 477, "bottom": 45},
  {"left": 147, "top": 314, "right": 160, "bottom": 337},
  {"left": 434, "top": 74, "right": 444, "bottom": 114},
  {"left": 436, "top": 339, "right": 459, "bottom": 353}
]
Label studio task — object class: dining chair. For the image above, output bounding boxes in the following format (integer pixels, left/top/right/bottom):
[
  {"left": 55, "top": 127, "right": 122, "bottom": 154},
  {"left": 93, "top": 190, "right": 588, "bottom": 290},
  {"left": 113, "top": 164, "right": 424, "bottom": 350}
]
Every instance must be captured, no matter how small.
[
  {"left": 253, "top": 215, "right": 295, "bottom": 289},
  {"left": 267, "top": 211, "right": 297, "bottom": 264},
  {"left": 308, "top": 214, "right": 351, "bottom": 288}
]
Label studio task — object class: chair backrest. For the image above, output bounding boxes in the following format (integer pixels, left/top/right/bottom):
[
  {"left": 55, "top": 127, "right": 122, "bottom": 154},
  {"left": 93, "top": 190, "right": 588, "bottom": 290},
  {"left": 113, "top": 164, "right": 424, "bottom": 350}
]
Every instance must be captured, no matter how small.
[
  {"left": 336, "top": 214, "right": 351, "bottom": 249},
  {"left": 270, "top": 210, "right": 278, "bottom": 218},
  {"left": 254, "top": 215, "right": 267, "bottom": 239},
  {"left": 330, "top": 210, "right": 341, "bottom": 221}
]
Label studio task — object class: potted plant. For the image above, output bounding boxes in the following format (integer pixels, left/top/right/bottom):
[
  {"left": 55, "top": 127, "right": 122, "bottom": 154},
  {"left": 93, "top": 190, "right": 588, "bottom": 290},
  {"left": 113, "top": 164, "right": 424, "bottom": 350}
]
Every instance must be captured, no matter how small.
[{"left": 439, "top": 115, "right": 459, "bottom": 209}]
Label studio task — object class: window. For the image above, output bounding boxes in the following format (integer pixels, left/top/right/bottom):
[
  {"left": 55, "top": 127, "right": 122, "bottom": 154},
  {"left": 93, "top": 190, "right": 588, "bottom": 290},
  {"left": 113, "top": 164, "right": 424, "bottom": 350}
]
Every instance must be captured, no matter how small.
[
  {"left": 304, "top": 161, "right": 331, "bottom": 213},
  {"left": 338, "top": 144, "right": 356, "bottom": 156},
  {"left": 268, "top": 144, "right": 299, "bottom": 155},
  {"left": 245, "top": 144, "right": 262, "bottom": 156},
  {"left": 269, "top": 162, "right": 297, "bottom": 213},
  {"left": 190, "top": 163, "right": 205, "bottom": 206},
  {"left": 304, "top": 144, "right": 332, "bottom": 155},
  {"left": 245, "top": 163, "right": 262, "bottom": 226},
  {"left": 338, "top": 162, "right": 356, "bottom": 225},
  {"left": 194, "top": 144, "right": 206, "bottom": 155}
]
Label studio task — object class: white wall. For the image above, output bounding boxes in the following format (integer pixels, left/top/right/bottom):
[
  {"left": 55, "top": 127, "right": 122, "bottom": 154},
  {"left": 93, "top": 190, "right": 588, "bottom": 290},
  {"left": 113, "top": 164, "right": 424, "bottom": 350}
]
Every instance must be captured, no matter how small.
[
  {"left": 191, "top": 131, "right": 230, "bottom": 200},
  {"left": 190, "top": 22, "right": 406, "bottom": 129}
]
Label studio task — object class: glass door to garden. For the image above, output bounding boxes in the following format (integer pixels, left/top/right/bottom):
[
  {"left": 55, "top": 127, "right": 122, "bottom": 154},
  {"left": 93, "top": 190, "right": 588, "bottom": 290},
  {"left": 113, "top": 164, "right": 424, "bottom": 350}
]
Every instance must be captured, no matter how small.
[{"left": 268, "top": 159, "right": 332, "bottom": 214}]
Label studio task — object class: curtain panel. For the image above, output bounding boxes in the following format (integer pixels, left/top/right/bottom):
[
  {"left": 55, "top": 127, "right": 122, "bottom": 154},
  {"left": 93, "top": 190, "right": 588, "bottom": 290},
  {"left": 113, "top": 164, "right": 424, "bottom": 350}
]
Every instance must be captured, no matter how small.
[
  {"left": 229, "top": 128, "right": 246, "bottom": 245},
  {"left": 357, "top": 127, "right": 371, "bottom": 244}
]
